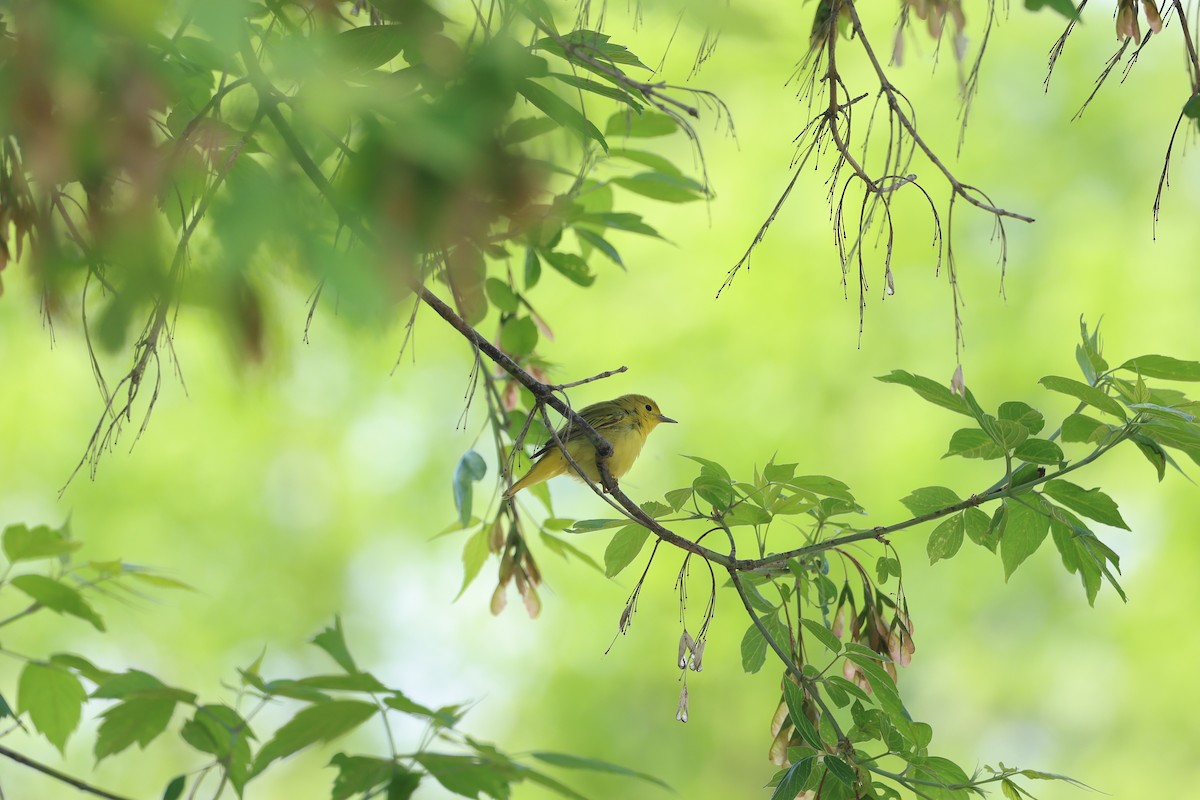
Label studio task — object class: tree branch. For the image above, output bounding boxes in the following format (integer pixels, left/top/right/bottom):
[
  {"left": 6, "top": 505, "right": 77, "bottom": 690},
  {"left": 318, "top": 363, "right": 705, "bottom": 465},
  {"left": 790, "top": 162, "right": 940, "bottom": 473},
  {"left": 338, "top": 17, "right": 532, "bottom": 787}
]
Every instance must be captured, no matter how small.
[{"left": 0, "top": 743, "right": 133, "bottom": 800}]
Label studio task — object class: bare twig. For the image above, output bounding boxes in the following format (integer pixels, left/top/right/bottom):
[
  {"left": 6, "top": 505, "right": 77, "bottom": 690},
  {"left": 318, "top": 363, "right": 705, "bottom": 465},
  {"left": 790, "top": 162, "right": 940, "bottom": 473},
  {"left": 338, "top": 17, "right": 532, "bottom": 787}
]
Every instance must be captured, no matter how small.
[{"left": 0, "top": 743, "right": 133, "bottom": 800}]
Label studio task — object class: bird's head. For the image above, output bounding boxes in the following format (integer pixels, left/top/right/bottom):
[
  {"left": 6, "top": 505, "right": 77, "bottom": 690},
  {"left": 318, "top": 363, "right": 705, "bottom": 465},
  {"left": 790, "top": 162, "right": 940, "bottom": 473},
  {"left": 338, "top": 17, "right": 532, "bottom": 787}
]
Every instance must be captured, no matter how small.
[{"left": 618, "top": 394, "right": 677, "bottom": 430}]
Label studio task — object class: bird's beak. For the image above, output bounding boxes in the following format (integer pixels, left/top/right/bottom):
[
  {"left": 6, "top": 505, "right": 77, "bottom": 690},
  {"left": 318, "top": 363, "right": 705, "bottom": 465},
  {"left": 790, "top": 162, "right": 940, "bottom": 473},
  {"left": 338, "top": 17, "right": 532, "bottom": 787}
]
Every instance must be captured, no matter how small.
[{"left": 658, "top": 413, "right": 678, "bottom": 424}]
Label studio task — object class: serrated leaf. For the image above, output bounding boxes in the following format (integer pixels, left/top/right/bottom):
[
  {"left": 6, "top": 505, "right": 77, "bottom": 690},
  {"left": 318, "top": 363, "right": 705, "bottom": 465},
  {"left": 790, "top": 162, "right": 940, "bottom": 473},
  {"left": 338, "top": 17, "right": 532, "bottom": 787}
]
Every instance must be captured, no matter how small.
[
  {"left": 1014, "top": 438, "right": 1065, "bottom": 465},
  {"left": 417, "top": 753, "right": 513, "bottom": 799},
  {"left": 604, "top": 524, "right": 651, "bottom": 577},
  {"left": 2, "top": 523, "right": 81, "bottom": 562},
  {"left": 10, "top": 575, "right": 105, "bottom": 631},
  {"left": 664, "top": 487, "right": 693, "bottom": 511},
  {"left": 18, "top": 662, "right": 86, "bottom": 752},
  {"left": 1039, "top": 376, "right": 1126, "bottom": 419},
  {"left": 1121, "top": 354, "right": 1200, "bottom": 381},
  {"left": 981, "top": 416, "right": 1030, "bottom": 452},
  {"left": 330, "top": 754, "right": 395, "bottom": 800},
  {"left": 727, "top": 503, "right": 772, "bottom": 527},
  {"left": 181, "top": 704, "right": 254, "bottom": 794},
  {"left": 876, "top": 370, "right": 977, "bottom": 417},
  {"left": 251, "top": 701, "right": 377, "bottom": 777},
  {"left": 95, "top": 696, "right": 177, "bottom": 761},
  {"left": 519, "top": 79, "right": 607, "bottom": 151},
  {"left": 788, "top": 475, "right": 854, "bottom": 501},
  {"left": 1062, "top": 413, "right": 1110, "bottom": 444},
  {"left": 900, "top": 486, "right": 960, "bottom": 517},
  {"left": 999, "top": 401, "right": 1045, "bottom": 434},
  {"left": 1000, "top": 498, "right": 1050, "bottom": 579},
  {"left": 944, "top": 428, "right": 1004, "bottom": 459},
  {"left": 1042, "top": 480, "right": 1129, "bottom": 529},
  {"left": 312, "top": 617, "right": 358, "bottom": 674}
]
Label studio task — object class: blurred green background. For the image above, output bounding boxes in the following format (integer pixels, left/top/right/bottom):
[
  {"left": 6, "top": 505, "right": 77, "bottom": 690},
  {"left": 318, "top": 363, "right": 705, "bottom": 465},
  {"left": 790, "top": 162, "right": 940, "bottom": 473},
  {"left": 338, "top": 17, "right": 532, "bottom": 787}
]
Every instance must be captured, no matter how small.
[{"left": 2, "top": 2, "right": 1199, "bottom": 798}]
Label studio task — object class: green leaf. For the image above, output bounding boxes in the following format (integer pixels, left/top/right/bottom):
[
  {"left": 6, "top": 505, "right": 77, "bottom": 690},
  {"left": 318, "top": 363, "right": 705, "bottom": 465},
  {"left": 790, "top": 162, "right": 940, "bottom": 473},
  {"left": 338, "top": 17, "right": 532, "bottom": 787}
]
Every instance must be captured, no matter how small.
[
  {"left": 330, "top": 25, "right": 407, "bottom": 72},
  {"left": 543, "top": 250, "right": 596, "bottom": 286},
  {"left": 1039, "top": 375, "right": 1126, "bottom": 419},
  {"left": 999, "top": 401, "right": 1045, "bottom": 434},
  {"left": 604, "top": 111, "right": 677, "bottom": 138},
  {"left": 569, "top": 517, "right": 626, "bottom": 533},
  {"left": 456, "top": 526, "right": 491, "bottom": 599},
  {"left": 96, "top": 696, "right": 177, "bottom": 761},
  {"left": 788, "top": 475, "right": 855, "bottom": 501},
  {"left": 611, "top": 172, "right": 706, "bottom": 203},
  {"left": 927, "top": 514, "right": 965, "bottom": 564},
  {"left": 452, "top": 450, "right": 488, "bottom": 527},
  {"left": 900, "top": 486, "right": 960, "bottom": 517},
  {"left": 531, "top": 751, "right": 670, "bottom": 790},
  {"left": 609, "top": 147, "right": 683, "bottom": 176},
  {"left": 251, "top": 701, "right": 378, "bottom": 776},
  {"left": 981, "top": 415, "right": 1030, "bottom": 452},
  {"left": 1042, "top": 480, "right": 1129, "bottom": 529},
  {"left": 329, "top": 754, "right": 396, "bottom": 800},
  {"left": 876, "top": 370, "right": 977, "bottom": 417},
  {"left": 1185, "top": 94, "right": 1200, "bottom": 120},
  {"left": 604, "top": 524, "right": 651, "bottom": 577},
  {"left": 782, "top": 679, "right": 823, "bottom": 749},
  {"left": 518, "top": 79, "right": 607, "bottom": 151},
  {"left": 740, "top": 617, "right": 772, "bottom": 674},
  {"left": 1000, "top": 499, "right": 1051, "bottom": 579},
  {"left": 800, "top": 618, "right": 842, "bottom": 655},
  {"left": 10, "top": 575, "right": 105, "bottom": 631},
  {"left": 1024, "top": 0, "right": 1081, "bottom": 20},
  {"left": 824, "top": 755, "right": 856, "bottom": 786},
  {"left": 1061, "top": 413, "right": 1110, "bottom": 444},
  {"left": 1130, "top": 434, "right": 1168, "bottom": 481},
  {"left": 687, "top": 456, "right": 735, "bottom": 511},
  {"left": 181, "top": 705, "right": 254, "bottom": 792},
  {"left": 1120, "top": 354, "right": 1200, "bottom": 381},
  {"left": 574, "top": 228, "right": 624, "bottom": 269},
  {"left": 18, "top": 662, "right": 86, "bottom": 752},
  {"left": 504, "top": 116, "right": 561, "bottom": 144},
  {"left": 639, "top": 500, "right": 672, "bottom": 517},
  {"left": 944, "top": 428, "right": 1004, "bottom": 459},
  {"left": 577, "top": 211, "right": 662, "bottom": 237},
  {"left": 484, "top": 278, "right": 519, "bottom": 313},
  {"left": 549, "top": 72, "right": 642, "bottom": 108},
  {"left": 771, "top": 757, "right": 815, "bottom": 800},
  {"left": 417, "top": 754, "right": 514, "bottom": 799},
  {"left": 1014, "top": 438, "right": 1065, "bottom": 465},
  {"left": 161, "top": 775, "right": 187, "bottom": 800},
  {"left": 726, "top": 503, "right": 772, "bottom": 527},
  {"left": 962, "top": 507, "right": 994, "bottom": 551},
  {"left": 664, "top": 486, "right": 693, "bottom": 511},
  {"left": 500, "top": 316, "right": 539, "bottom": 357},
  {"left": 312, "top": 617, "right": 359, "bottom": 674},
  {"left": 2, "top": 523, "right": 81, "bottom": 562},
  {"left": 844, "top": 651, "right": 909, "bottom": 736},
  {"left": 524, "top": 247, "right": 541, "bottom": 289}
]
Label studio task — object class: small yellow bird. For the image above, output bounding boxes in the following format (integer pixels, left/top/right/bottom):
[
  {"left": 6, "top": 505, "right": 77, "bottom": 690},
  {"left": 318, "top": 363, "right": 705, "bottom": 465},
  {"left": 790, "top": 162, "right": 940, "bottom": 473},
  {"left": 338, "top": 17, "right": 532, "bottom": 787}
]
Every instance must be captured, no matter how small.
[{"left": 504, "top": 394, "right": 676, "bottom": 498}]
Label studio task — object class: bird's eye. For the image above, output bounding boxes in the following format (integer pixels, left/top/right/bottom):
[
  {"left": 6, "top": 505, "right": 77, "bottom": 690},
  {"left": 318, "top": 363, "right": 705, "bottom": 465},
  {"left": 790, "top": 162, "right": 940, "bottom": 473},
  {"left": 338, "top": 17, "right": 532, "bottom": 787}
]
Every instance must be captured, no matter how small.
[{"left": 645, "top": 404, "right": 653, "bottom": 412}]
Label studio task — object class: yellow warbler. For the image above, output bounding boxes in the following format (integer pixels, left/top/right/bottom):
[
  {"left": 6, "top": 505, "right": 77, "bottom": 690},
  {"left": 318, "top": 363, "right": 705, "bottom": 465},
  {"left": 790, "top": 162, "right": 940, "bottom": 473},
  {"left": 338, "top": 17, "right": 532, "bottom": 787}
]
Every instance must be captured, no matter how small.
[{"left": 503, "top": 394, "right": 676, "bottom": 498}]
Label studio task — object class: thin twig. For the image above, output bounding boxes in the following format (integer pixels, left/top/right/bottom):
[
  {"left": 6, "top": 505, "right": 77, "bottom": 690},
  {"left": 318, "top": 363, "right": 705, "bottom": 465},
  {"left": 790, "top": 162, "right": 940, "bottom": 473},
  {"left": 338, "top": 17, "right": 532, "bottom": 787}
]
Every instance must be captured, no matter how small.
[{"left": 0, "top": 743, "right": 133, "bottom": 800}]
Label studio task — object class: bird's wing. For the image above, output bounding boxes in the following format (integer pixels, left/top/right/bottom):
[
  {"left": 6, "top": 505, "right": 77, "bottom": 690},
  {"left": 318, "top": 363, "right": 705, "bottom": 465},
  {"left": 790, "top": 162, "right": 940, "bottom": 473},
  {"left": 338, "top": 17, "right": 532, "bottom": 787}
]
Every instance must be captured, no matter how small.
[{"left": 530, "top": 403, "right": 627, "bottom": 458}]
